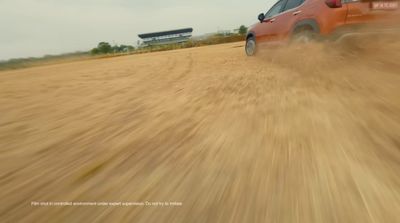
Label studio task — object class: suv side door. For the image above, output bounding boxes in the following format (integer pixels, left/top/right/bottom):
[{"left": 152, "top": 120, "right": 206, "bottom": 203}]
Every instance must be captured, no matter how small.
[
  {"left": 268, "top": 0, "right": 306, "bottom": 42},
  {"left": 255, "top": 0, "right": 287, "bottom": 43}
]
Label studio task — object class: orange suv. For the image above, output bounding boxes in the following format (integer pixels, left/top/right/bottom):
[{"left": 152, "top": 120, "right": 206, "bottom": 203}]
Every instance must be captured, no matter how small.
[{"left": 246, "top": 0, "right": 400, "bottom": 55}]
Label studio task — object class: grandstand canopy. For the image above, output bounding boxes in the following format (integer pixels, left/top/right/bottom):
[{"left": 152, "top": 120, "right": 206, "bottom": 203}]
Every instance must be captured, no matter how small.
[
  {"left": 138, "top": 28, "right": 193, "bottom": 39},
  {"left": 138, "top": 28, "right": 194, "bottom": 46}
]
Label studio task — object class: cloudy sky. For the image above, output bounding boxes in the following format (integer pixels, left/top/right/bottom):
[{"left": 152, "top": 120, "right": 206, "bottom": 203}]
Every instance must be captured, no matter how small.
[{"left": 0, "top": 0, "right": 275, "bottom": 60}]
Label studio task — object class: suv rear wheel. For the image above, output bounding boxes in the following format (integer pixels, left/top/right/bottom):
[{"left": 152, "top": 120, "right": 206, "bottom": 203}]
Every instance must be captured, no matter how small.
[
  {"left": 291, "top": 28, "right": 317, "bottom": 44},
  {"left": 245, "top": 36, "right": 257, "bottom": 56}
]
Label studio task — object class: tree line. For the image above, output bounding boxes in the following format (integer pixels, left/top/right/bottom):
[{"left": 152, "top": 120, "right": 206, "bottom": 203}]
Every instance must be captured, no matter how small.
[{"left": 91, "top": 42, "right": 135, "bottom": 55}]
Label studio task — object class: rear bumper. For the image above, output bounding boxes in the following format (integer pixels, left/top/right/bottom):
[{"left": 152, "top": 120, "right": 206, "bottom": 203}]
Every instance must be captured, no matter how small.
[
  {"left": 334, "top": 28, "right": 400, "bottom": 42},
  {"left": 327, "top": 23, "right": 400, "bottom": 41}
]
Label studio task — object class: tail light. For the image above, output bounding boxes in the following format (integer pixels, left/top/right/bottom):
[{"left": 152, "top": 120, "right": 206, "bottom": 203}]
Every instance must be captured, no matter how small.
[{"left": 325, "top": 0, "right": 343, "bottom": 8}]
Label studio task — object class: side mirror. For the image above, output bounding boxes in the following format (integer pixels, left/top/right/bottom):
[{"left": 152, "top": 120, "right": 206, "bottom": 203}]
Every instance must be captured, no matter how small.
[{"left": 258, "top": 13, "right": 265, "bottom": 23}]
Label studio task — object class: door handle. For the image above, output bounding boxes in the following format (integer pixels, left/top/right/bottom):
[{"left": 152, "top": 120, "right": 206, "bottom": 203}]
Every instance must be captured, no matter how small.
[
  {"left": 270, "top": 18, "right": 276, "bottom": 23},
  {"left": 293, "top": 10, "right": 302, "bottom": 16}
]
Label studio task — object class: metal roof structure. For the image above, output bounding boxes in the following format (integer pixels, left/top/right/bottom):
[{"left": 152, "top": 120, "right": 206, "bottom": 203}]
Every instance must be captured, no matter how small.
[{"left": 138, "top": 28, "right": 193, "bottom": 39}]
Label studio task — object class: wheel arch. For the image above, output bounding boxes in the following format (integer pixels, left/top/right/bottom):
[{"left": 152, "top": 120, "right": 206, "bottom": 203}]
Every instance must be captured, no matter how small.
[
  {"left": 246, "top": 32, "right": 256, "bottom": 41},
  {"left": 291, "top": 19, "right": 320, "bottom": 35}
]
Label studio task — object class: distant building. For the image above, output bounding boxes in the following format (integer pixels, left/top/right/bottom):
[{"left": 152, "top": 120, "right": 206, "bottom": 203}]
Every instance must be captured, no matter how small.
[{"left": 138, "top": 28, "right": 193, "bottom": 46}]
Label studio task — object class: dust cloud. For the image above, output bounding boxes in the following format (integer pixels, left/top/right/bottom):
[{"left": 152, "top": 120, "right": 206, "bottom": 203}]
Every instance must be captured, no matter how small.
[{"left": 258, "top": 30, "right": 400, "bottom": 76}]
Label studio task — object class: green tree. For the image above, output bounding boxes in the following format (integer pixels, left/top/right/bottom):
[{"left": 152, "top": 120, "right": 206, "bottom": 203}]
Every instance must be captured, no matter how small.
[
  {"left": 97, "top": 42, "right": 112, "bottom": 54},
  {"left": 238, "top": 25, "right": 248, "bottom": 35},
  {"left": 112, "top": 45, "right": 120, "bottom": 53},
  {"left": 90, "top": 48, "right": 99, "bottom": 55},
  {"left": 126, "top": 46, "right": 135, "bottom": 52},
  {"left": 118, "top": 45, "right": 135, "bottom": 52}
]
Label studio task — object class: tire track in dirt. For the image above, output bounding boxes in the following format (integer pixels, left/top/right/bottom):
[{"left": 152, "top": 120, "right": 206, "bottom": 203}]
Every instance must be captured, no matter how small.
[{"left": 1, "top": 42, "right": 400, "bottom": 223}]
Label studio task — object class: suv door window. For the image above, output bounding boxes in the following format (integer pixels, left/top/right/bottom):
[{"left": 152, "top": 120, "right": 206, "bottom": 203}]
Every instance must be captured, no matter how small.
[
  {"left": 265, "top": 0, "right": 286, "bottom": 18},
  {"left": 283, "top": 0, "right": 304, "bottom": 11}
]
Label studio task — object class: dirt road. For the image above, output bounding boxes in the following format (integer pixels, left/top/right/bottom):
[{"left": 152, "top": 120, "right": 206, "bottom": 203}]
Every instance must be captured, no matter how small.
[{"left": 1, "top": 41, "right": 400, "bottom": 222}]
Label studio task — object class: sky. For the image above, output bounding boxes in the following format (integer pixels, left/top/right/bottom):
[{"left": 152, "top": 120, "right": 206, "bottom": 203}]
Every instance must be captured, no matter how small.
[{"left": 0, "top": 0, "right": 275, "bottom": 60}]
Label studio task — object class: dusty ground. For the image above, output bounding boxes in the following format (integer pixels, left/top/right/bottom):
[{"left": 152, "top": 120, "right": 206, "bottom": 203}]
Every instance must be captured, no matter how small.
[{"left": 0, "top": 40, "right": 399, "bottom": 223}]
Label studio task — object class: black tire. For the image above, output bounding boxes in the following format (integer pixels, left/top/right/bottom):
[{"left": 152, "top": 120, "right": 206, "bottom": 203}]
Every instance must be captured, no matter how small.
[{"left": 245, "top": 36, "right": 257, "bottom": 56}]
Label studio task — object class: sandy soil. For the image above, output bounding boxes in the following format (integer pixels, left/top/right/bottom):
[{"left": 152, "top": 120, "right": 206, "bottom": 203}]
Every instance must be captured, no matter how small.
[{"left": 0, "top": 40, "right": 399, "bottom": 223}]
